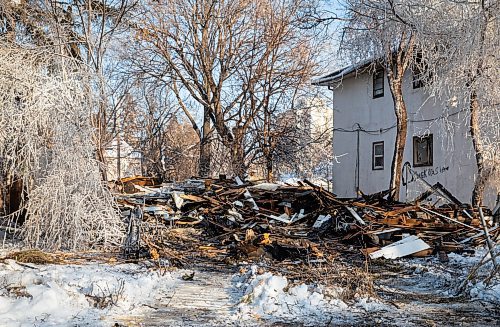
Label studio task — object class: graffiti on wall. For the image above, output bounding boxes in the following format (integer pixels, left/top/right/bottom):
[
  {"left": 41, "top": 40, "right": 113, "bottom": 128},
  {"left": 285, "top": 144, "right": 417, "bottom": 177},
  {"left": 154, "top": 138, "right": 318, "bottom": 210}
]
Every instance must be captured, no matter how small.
[{"left": 402, "top": 162, "right": 450, "bottom": 185}]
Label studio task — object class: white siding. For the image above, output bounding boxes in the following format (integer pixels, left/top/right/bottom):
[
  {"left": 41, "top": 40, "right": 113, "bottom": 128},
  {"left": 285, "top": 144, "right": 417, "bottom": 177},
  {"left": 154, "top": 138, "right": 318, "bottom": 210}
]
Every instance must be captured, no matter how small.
[
  {"left": 330, "top": 70, "right": 496, "bottom": 208},
  {"left": 104, "top": 139, "right": 142, "bottom": 181}
]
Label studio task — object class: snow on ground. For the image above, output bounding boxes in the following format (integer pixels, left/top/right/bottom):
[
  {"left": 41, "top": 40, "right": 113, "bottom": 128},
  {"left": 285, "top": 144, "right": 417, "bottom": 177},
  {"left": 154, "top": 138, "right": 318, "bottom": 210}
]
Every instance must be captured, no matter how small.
[
  {"left": 395, "top": 245, "right": 500, "bottom": 304},
  {"left": 232, "top": 246, "right": 499, "bottom": 325},
  {"left": 0, "top": 260, "right": 179, "bottom": 327},
  {"left": 0, "top": 246, "right": 497, "bottom": 326},
  {"left": 449, "top": 247, "right": 500, "bottom": 303},
  {"left": 233, "top": 265, "right": 390, "bottom": 324},
  {"left": 0, "top": 258, "right": 389, "bottom": 327}
]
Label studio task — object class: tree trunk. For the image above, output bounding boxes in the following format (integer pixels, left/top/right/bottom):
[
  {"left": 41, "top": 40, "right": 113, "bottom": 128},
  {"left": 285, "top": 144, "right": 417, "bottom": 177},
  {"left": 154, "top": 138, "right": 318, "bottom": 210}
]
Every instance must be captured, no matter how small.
[
  {"left": 470, "top": 91, "right": 492, "bottom": 206},
  {"left": 95, "top": 145, "right": 108, "bottom": 181},
  {"left": 470, "top": 3, "right": 492, "bottom": 207},
  {"left": 198, "top": 107, "right": 211, "bottom": 177},
  {"left": 389, "top": 82, "right": 408, "bottom": 202},
  {"left": 0, "top": 175, "right": 5, "bottom": 215},
  {"left": 231, "top": 147, "right": 246, "bottom": 178},
  {"left": 263, "top": 107, "right": 273, "bottom": 182},
  {"left": 231, "top": 130, "right": 246, "bottom": 178},
  {"left": 266, "top": 156, "right": 273, "bottom": 182}
]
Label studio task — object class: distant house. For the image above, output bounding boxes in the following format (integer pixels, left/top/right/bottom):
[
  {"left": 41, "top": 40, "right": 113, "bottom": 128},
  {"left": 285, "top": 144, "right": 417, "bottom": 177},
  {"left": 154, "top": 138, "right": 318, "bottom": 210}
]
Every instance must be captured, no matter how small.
[
  {"left": 296, "top": 97, "right": 334, "bottom": 141},
  {"left": 104, "top": 138, "right": 142, "bottom": 181},
  {"left": 274, "top": 97, "right": 334, "bottom": 184},
  {"left": 314, "top": 64, "right": 497, "bottom": 208}
]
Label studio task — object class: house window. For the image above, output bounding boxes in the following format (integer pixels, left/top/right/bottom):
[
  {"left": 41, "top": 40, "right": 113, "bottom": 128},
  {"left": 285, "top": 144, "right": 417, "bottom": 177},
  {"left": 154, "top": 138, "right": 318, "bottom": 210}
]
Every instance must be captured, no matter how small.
[
  {"left": 413, "top": 69, "right": 424, "bottom": 89},
  {"left": 412, "top": 52, "right": 428, "bottom": 89},
  {"left": 372, "top": 141, "right": 384, "bottom": 170},
  {"left": 413, "top": 71, "right": 425, "bottom": 89},
  {"left": 373, "top": 69, "right": 384, "bottom": 98},
  {"left": 413, "top": 135, "right": 433, "bottom": 167}
]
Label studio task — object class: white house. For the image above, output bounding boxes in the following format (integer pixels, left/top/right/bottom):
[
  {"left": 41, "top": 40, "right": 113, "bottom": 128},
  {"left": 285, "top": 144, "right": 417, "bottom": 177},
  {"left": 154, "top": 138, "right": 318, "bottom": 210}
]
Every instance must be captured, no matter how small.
[
  {"left": 314, "top": 63, "right": 497, "bottom": 208},
  {"left": 273, "top": 97, "right": 334, "bottom": 187},
  {"left": 295, "top": 97, "right": 334, "bottom": 140},
  {"left": 104, "top": 138, "right": 142, "bottom": 181}
]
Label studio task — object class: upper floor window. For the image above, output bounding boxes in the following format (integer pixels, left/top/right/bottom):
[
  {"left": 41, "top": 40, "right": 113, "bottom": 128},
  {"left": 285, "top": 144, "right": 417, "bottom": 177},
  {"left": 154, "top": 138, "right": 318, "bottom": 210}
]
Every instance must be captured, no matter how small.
[
  {"left": 413, "top": 72, "right": 425, "bottom": 89},
  {"left": 372, "top": 141, "right": 384, "bottom": 170},
  {"left": 413, "top": 73, "right": 425, "bottom": 89},
  {"left": 373, "top": 69, "right": 384, "bottom": 98},
  {"left": 413, "top": 135, "right": 433, "bottom": 167},
  {"left": 412, "top": 52, "right": 428, "bottom": 89}
]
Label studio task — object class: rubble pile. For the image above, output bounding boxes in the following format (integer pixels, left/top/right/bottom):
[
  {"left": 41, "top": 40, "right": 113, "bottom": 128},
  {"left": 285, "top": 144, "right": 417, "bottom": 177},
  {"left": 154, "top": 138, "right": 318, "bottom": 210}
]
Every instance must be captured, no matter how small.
[{"left": 115, "top": 176, "right": 499, "bottom": 282}]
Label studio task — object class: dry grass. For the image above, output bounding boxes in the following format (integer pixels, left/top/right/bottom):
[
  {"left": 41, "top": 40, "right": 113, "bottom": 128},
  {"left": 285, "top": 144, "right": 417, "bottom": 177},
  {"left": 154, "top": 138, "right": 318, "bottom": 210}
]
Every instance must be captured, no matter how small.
[
  {"left": 264, "top": 257, "right": 376, "bottom": 302},
  {"left": 5, "top": 249, "right": 59, "bottom": 264}
]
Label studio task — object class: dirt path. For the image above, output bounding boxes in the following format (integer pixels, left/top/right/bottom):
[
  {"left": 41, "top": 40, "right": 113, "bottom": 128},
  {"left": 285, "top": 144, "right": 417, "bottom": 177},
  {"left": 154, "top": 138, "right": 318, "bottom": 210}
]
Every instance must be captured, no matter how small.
[
  {"left": 111, "top": 263, "right": 498, "bottom": 327},
  {"left": 113, "top": 270, "right": 249, "bottom": 327}
]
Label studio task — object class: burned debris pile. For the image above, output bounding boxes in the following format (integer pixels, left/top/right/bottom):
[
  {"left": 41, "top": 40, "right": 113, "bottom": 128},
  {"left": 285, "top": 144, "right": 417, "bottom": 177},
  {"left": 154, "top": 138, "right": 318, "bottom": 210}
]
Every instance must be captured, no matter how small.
[{"left": 115, "top": 176, "right": 498, "bottom": 282}]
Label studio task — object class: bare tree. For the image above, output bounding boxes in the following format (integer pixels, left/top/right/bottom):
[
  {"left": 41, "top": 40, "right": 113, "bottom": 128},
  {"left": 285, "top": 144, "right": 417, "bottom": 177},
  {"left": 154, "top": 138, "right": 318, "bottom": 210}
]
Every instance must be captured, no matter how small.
[
  {"left": 161, "top": 119, "right": 199, "bottom": 181},
  {"left": 134, "top": 0, "right": 321, "bottom": 178},
  {"left": 63, "top": 0, "right": 137, "bottom": 180},
  {"left": 134, "top": 84, "right": 198, "bottom": 181},
  {"left": 264, "top": 96, "right": 333, "bottom": 181}
]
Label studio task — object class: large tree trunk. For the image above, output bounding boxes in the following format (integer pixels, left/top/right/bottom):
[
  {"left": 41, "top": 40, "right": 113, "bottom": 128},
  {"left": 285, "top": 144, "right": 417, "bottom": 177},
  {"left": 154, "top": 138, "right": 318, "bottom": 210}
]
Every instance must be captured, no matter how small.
[
  {"left": 386, "top": 32, "right": 414, "bottom": 202},
  {"left": 198, "top": 107, "right": 211, "bottom": 177},
  {"left": 469, "top": 3, "right": 492, "bottom": 207},
  {"left": 389, "top": 81, "right": 408, "bottom": 202},
  {"left": 231, "top": 145, "right": 246, "bottom": 178},
  {"left": 470, "top": 91, "right": 493, "bottom": 206}
]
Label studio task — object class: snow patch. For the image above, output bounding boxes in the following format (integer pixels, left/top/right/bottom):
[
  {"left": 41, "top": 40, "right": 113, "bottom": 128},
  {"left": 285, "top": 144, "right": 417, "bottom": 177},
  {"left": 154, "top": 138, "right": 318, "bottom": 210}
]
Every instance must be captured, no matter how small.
[
  {"left": 404, "top": 246, "right": 500, "bottom": 303},
  {"left": 0, "top": 260, "right": 177, "bottom": 326},
  {"left": 234, "top": 265, "right": 387, "bottom": 323}
]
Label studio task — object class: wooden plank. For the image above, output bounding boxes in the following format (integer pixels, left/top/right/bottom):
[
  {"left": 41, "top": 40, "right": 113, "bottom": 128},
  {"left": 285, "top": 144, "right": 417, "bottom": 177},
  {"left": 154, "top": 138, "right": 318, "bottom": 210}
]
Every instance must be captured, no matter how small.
[
  {"left": 419, "top": 206, "right": 482, "bottom": 232},
  {"left": 369, "top": 236, "right": 431, "bottom": 259},
  {"left": 346, "top": 207, "right": 366, "bottom": 225},
  {"left": 180, "top": 194, "right": 207, "bottom": 202},
  {"left": 383, "top": 206, "right": 419, "bottom": 217}
]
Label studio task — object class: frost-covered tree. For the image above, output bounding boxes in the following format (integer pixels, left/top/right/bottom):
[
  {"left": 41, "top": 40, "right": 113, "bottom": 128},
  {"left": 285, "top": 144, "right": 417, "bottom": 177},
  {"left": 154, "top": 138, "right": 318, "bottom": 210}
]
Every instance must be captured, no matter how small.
[
  {"left": 340, "top": 0, "right": 415, "bottom": 201},
  {"left": 339, "top": 0, "right": 499, "bottom": 205},
  {"left": 0, "top": 0, "right": 137, "bottom": 181},
  {"left": 405, "top": 0, "right": 499, "bottom": 206},
  {"left": 0, "top": 46, "right": 124, "bottom": 250}
]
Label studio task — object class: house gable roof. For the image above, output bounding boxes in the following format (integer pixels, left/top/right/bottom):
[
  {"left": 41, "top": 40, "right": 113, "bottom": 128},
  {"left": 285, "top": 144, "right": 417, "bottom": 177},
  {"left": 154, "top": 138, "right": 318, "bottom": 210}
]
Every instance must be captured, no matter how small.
[{"left": 312, "top": 58, "right": 381, "bottom": 86}]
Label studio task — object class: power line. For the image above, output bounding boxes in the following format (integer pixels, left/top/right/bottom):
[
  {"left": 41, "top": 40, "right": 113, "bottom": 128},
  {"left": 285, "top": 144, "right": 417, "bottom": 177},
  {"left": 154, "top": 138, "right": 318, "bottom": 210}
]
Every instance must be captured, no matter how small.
[{"left": 333, "top": 108, "right": 468, "bottom": 134}]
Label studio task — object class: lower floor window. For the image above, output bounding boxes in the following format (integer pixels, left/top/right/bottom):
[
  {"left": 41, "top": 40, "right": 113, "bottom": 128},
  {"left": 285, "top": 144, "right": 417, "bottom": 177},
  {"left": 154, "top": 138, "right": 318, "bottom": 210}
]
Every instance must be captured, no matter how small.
[
  {"left": 413, "top": 134, "right": 433, "bottom": 166},
  {"left": 372, "top": 141, "right": 384, "bottom": 170}
]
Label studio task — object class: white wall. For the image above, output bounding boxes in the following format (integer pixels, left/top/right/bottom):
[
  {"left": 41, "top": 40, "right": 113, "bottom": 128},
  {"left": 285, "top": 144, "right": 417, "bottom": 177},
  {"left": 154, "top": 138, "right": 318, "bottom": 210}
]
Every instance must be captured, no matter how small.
[
  {"left": 296, "top": 97, "right": 334, "bottom": 139},
  {"left": 104, "top": 139, "right": 142, "bottom": 181},
  {"left": 330, "top": 70, "right": 496, "bottom": 208}
]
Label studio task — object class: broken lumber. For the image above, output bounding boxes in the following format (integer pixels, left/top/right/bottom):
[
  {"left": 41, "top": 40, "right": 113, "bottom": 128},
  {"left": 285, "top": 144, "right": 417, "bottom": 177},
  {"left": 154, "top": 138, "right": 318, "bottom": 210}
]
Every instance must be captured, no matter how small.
[{"left": 369, "top": 235, "right": 431, "bottom": 260}]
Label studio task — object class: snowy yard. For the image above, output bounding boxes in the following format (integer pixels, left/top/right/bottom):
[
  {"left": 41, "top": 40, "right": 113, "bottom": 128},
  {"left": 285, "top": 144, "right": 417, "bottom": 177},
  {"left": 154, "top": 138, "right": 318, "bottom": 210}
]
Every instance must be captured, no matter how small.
[
  {"left": 0, "top": 260, "right": 180, "bottom": 326},
  {"left": 0, "top": 1, "right": 498, "bottom": 326},
  {"left": 0, "top": 247, "right": 498, "bottom": 326}
]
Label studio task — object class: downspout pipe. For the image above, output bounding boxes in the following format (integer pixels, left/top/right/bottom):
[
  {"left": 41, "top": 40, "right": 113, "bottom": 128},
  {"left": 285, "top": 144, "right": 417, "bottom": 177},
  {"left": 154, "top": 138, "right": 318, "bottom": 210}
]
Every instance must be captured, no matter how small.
[
  {"left": 328, "top": 84, "right": 335, "bottom": 193},
  {"left": 355, "top": 123, "right": 361, "bottom": 194}
]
